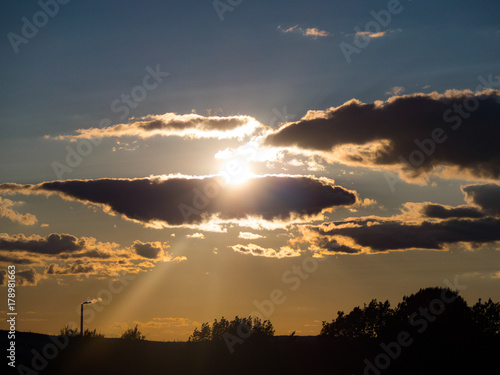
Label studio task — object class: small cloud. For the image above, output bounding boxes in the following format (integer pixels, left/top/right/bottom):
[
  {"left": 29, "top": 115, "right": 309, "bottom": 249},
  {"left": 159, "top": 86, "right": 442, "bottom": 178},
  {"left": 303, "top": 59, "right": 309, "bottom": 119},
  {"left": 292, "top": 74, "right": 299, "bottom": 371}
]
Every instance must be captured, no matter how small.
[
  {"left": 355, "top": 30, "right": 387, "bottom": 38},
  {"left": 186, "top": 232, "right": 205, "bottom": 239},
  {"left": 279, "top": 25, "right": 330, "bottom": 38},
  {"left": 238, "top": 232, "right": 264, "bottom": 240},
  {"left": 230, "top": 243, "right": 300, "bottom": 258},
  {"left": 305, "top": 27, "right": 330, "bottom": 38},
  {"left": 353, "top": 28, "right": 401, "bottom": 39}
]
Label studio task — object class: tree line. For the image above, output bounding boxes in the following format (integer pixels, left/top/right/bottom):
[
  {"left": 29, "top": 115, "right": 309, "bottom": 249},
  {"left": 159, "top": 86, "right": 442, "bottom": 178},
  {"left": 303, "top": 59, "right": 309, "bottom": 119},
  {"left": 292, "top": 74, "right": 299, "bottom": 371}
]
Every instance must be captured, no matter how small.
[{"left": 188, "top": 287, "right": 499, "bottom": 342}]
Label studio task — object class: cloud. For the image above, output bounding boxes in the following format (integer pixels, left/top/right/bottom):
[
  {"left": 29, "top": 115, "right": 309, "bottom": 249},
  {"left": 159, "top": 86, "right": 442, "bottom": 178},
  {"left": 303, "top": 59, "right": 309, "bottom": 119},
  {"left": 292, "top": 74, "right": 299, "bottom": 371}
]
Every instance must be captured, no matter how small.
[
  {"left": 421, "top": 204, "right": 484, "bottom": 219},
  {"left": 303, "top": 183, "right": 500, "bottom": 255},
  {"left": 0, "top": 233, "right": 85, "bottom": 255},
  {"left": 0, "top": 233, "right": 184, "bottom": 281},
  {"left": 0, "top": 253, "right": 38, "bottom": 265},
  {"left": 238, "top": 232, "right": 264, "bottom": 240},
  {"left": 0, "top": 196, "right": 37, "bottom": 225},
  {"left": 48, "top": 113, "right": 264, "bottom": 141},
  {"left": 352, "top": 28, "right": 401, "bottom": 39},
  {"left": 17, "top": 268, "right": 42, "bottom": 286},
  {"left": 355, "top": 30, "right": 387, "bottom": 38},
  {"left": 132, "top": 241, "right": 164, "bottom": 259},
  {"left": 279, "top": 25, "right": 330, "bottom": 38},
  {"left": 186, "top": 233, "right": 205, "bottom": 239},
  {"left": 0, "top": 175, "right": 357, "bottom": 228},
  {"left": 46, "top": 261, "right": 97, "bottom": 275},
  {"left": 231, "top": 243, "right": 300, "bottom": 258},
  {"left": 462, "top": 183, "right": 500, "bottom": 216},
  {"left": 264, "top": 90, "right": 500, "bottom": 182}
]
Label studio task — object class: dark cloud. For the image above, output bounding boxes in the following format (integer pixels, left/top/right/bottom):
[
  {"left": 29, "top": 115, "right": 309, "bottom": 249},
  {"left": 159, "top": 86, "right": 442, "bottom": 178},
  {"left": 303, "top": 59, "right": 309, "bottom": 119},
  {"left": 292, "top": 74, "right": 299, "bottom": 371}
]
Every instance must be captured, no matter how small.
[
  {"left": 133, "top": 241, "right": 162, "bottom": 259},
  {"left": 0, "top": 175, "right": 357, "bottom": 227},
  {"left": 305, "top": 183, "right": 500, "bottom": 254},
  {"left": 313, "top": 236, "right": 361, "bottom": 254},
  {"left": 0, "top": 233, "right": 84, "bottom": 255},
  {"left": 462, "top": 183, "right": 500, "bottom": 216},
  {"left": 421, "top": 183, "right": 500, "bottom": 219},
  {"left": 17, "top": 268, "right": 39, "bottom": 285},
  {"left": 316, "top": 218, "right": 500, "bottom": 252},
  {"left": 264, "top": 90, "right": 500, "bottom": 181},
  {"left": 0, "top": 253, "right": 36, "bottom": 264},
  {"left": 422, "top": 204, "right": 484, "bottom": 219}
]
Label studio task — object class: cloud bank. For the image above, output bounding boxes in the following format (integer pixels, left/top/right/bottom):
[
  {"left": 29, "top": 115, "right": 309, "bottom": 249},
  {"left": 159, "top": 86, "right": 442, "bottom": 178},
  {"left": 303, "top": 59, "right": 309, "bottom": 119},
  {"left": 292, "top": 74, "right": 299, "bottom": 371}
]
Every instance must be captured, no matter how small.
[
  {"left": 301, "top": 183, "right": 500, "bottom": 255},
  {"left": 0, "top": 175, "right": 357, "bottom": 228},
  {"left": 264, "top": 90, "right": 500, "bottom": 182}
]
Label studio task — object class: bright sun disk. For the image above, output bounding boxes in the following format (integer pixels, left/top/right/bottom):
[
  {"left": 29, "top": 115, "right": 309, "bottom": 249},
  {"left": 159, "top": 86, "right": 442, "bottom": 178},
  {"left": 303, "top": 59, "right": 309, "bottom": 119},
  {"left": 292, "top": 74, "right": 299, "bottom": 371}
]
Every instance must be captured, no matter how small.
[{"left": 220, "top": 159, "right": 254, "bottom": 185}]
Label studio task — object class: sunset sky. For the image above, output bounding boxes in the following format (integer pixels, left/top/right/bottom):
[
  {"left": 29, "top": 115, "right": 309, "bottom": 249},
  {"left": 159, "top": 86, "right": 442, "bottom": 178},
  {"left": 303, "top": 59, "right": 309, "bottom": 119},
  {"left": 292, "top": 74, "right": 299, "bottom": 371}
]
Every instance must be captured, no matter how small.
[{"left": 1, "top": 0, "right": 499, "bottom": 341}]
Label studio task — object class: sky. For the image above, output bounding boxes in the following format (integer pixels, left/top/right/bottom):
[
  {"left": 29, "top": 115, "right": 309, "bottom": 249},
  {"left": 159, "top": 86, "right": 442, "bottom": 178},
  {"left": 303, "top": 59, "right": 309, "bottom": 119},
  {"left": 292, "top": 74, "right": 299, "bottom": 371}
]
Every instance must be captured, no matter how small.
[{"left": 0, "top": 0, "right": 499, "bottom": 341}]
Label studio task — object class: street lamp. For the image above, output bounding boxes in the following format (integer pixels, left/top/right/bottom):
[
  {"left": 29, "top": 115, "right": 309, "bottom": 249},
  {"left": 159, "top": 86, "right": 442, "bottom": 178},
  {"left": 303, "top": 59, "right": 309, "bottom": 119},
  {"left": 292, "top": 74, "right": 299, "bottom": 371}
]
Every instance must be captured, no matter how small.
[{"left": 80, "top": 301, "right": 92, "bottom": 336}]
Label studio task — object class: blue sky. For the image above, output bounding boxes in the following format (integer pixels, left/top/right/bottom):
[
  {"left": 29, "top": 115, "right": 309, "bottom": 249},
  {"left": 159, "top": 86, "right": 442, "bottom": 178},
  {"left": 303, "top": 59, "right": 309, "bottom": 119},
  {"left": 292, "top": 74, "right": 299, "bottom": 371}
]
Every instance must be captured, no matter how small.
[{"left": 0, "top": 0, "right": 499, "bottom": 340}]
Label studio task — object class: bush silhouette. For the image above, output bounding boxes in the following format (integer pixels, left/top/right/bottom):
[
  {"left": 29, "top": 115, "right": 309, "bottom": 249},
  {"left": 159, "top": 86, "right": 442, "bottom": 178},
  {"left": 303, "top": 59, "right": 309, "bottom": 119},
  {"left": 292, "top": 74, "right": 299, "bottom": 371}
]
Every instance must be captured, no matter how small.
[
  {"left": 58, "top": 324, "right": 79, "bottom": 337},
  {"left": 120, "top": 324, "right": 145, "bottom": 340},
  {"left": 189, "top": 316, "right": 274, "bottom": 343}
]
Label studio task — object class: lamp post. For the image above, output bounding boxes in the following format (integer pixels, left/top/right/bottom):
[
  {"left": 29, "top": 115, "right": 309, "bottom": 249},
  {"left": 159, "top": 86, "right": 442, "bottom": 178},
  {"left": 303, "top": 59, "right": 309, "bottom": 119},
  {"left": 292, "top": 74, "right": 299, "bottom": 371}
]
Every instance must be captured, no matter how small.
[{"left": 80, "top": 301, "right": 91, "bottom": 336}]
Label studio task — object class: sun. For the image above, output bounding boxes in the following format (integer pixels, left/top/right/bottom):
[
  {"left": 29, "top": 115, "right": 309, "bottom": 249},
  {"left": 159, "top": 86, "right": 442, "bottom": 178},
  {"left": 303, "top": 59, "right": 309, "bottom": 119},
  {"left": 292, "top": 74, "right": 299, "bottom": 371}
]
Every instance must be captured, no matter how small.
[{"left": 219, "top": 159, "right": 254, "bottom": 185}]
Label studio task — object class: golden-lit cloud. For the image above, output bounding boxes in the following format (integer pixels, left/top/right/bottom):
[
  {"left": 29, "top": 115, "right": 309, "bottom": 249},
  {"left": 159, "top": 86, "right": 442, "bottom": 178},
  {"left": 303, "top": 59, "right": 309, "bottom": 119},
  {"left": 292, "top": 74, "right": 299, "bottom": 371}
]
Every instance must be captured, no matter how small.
[
  {"left": 0, "top": 233, "right": 186, "bottom": 281},
  {"left": 301, "top": 183, "right": 500, "bottom": 255},
  {"left": 230, "top": 243, "right": 301, "bottom": 258},
  {"left": 47, "top": 113, "right": 265, "bottom": 141},
  {"left": 278, "top": 25, "right": 330, "bottom": 38},
  {"left": 0, "top": 196, "right": 37, "bottom": 225},
  {"left": 186, "top": 232, "right": 205, "bottom": 239},
  {"left": 238, "top": 232, "right": 264, "bottom": 240}
]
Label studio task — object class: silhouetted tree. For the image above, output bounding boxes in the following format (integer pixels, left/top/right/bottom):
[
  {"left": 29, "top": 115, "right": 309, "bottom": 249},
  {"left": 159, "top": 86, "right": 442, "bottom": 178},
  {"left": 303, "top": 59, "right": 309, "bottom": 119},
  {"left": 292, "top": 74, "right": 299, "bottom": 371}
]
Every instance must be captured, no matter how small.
[
  {"left": 320, "top": 299, "right": 392, "bottom": 338},
  {"left": 188, "top": 316, "right": 274, "bottom": 343},
  {"left": 120, "top": 324, "right": 145, "bottom": 340},
  {"left": 189, "top": 322, "right": 212, "bottom": 342},
  {"left": 471, "top": 298, "right": 500, "bottom": 336}
]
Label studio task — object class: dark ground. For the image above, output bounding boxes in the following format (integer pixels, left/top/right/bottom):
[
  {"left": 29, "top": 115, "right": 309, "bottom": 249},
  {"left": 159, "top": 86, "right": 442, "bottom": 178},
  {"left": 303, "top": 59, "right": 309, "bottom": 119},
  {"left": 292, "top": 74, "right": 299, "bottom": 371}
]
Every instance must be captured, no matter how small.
[{"left": 2, "top": 330, "right": 499, "bottom": 375}]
